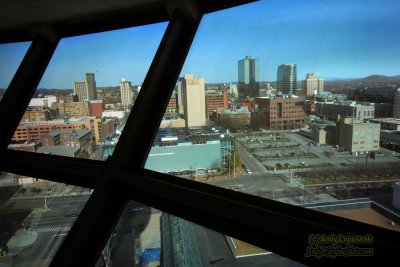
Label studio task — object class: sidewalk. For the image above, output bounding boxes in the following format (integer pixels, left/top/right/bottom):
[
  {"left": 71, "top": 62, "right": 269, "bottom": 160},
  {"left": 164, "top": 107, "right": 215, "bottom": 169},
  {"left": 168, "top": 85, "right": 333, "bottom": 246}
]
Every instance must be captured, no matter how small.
[
  {"left": 0, "top": 228, "right": 38, "bottom": 267},
  {"left": 7, "top": 229, "right": 37, "bottom": 249}
]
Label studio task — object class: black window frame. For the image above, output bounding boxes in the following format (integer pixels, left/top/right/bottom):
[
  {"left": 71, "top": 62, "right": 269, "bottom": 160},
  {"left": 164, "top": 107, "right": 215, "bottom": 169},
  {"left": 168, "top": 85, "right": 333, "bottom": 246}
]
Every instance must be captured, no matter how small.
[{"left": 0, "top": 1, "right": 399, "bottom": 266}]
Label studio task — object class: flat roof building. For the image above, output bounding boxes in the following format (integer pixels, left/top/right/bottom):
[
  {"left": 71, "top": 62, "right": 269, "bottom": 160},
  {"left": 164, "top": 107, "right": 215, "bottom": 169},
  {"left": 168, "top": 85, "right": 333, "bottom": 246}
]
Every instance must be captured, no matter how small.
[
  {"left": 205, "top": 91, "right": 228, "bottom": 117},
  {"left": 336, "top": 116, "right": 380, "bottom": 154},
  {"left": 316, "top": 101, "right": 375, "bottom": 121},
  {"left": 303, "top": 73, "right": 323, "bottom": 97},
  {"left": 182, "top": 74, "right": 206, "bottom": 128},
  {"left": 254, "top": 96, "right": 305, "bottom": 130},
  {"left": 238, "top": 56, "right": 260, "bottom": 100},
  {"left": 369, "top": 118, "right": 400, "bottom": 131},
  {"left": 277, "top": 64, "right": 297, "bottom": 95}
]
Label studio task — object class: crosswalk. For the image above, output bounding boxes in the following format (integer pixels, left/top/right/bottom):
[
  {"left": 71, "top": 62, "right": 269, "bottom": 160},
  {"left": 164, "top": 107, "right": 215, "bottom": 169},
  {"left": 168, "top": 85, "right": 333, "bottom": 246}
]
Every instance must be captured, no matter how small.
[{"left": 33, "top": 226, "right": 71, "bottom": 233}]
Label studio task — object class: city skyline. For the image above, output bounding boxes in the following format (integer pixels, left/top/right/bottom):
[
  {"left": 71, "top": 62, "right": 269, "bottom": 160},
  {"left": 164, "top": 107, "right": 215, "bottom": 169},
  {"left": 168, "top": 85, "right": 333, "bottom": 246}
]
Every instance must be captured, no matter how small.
[{"left": 1, "top": 0, "right": 400, "bottom": 89}]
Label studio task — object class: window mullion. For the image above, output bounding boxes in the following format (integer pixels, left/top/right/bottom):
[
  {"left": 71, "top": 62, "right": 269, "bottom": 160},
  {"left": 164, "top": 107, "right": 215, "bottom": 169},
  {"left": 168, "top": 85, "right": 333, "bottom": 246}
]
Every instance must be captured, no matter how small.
[
  {"left": 111, "top": 8, "right": 202, "bottom": 171},
  {"left": 0, "top": 33, "right": 59, "bottom": 151},
  {"left": 50, "top": 5, "right": 202, "bottom": 267}
]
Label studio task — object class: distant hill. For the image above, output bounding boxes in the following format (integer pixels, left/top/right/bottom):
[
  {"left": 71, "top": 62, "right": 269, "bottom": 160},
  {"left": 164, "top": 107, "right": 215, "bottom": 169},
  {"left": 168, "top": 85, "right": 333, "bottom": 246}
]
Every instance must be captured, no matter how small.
[{"left": 360, "top": 75, "right": 400, "bottom": 82}]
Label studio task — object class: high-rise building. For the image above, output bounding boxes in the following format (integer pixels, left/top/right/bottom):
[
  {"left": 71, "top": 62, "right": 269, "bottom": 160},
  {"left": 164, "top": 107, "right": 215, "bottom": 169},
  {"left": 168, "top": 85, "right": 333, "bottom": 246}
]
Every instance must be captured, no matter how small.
[
  {"left": 303, "top": 73, "right": 323, "bottom": 96},
  {"left": 86, "top": 73, "right": 97, "bottom": 100},
  {"left": 238, "top": 56, "right": 260, "bottom": 100},
  {"left": 73, "top": 73, "right": 98, "bottom": 101},
  {"left": 120, "top": 79, "right": 133, "bottom": 110},
  {"left": 393, "top": 88, "right": 400, "bottom": 118},
  {"left": 182, "top": 74, "right": 206, "bottom": 128},
  {"left": 277, "top": 64, "right": 297, "bottom": 95}
]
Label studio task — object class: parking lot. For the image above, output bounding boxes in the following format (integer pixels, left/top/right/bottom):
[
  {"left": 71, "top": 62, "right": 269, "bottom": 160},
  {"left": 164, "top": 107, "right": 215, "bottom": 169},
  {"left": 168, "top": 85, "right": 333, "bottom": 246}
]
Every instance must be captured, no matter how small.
[{"left": 236, "top": 131, "right": 400, "bottom": 174}]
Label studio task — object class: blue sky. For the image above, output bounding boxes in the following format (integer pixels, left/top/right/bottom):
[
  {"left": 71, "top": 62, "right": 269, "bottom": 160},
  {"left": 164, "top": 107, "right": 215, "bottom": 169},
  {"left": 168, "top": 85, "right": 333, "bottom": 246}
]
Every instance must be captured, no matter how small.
[{"left": 1, "top": 0, "right": 399, "bottom": 89}]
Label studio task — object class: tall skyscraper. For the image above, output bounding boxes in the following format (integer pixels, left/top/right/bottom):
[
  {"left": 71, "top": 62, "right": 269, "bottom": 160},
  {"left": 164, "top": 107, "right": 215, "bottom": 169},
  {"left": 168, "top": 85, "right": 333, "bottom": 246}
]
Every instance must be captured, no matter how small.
[
  {"left": 182, "top": 74, "right": 206, "bottom": 128},
  {"left": 393, "top": 88, "right": 400, "bottom": 118},
  {"left": 86, "top": 73, "right": 97, "bottom": 100},
  {"left": 303, "top": 73, "right": 324, "bottom": 96},
  {"left": 238, "top": 56, "right": 260, "bottom": 100},
  {"left": 73, "top": 73, "right": 97, "bottom": 101},
  {"left": 120, "top": 79, "right": 133, "bottom": 110},
  {"left": 277, "top": 64, "right": 297, "bottom": 95}
]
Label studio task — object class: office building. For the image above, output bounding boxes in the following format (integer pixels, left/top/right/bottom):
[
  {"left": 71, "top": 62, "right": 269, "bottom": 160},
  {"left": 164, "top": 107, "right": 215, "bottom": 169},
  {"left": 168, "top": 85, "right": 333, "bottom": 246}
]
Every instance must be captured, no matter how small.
[
  {"left": 12, "top": 118, "right": 86, "bottom": 142},
  {"left": 336, "top": 116, "right": 380, "bottom": 154},
  {"left": 90, "top": 100, "right": 105, "bottom": 117},
  {"left": 58, "top": 101, "right": 91, "bottom": 117},
  {"left": 238, "top": 56, "right": 260, "bottom": 100},
  {"left": 120, "top": 79, "right": 133, "bottom": 110},
  {"left": 73, "top": 73, "right": 97, "bottom": 101},
  {"left": 205, "top": 91, "right": 228, "bottom": 117},
  {"left": 393, "top": 88, "right": 400, "bottom": 118},
  {"left": 254, "top": 96, "right": 306, "bottom": 130},
  {"left": 303, "top": 73, "right": 323, "bottom": 96},
  {"left": 316, "top": 101, "right": 375, "bottom": 121},
  {"left": 182, "top": 74, "right": 206, "bottom": 128},
  {"left": 86, "top": 73, "right": 97, "bottom": 100},
  {"left": 277, "top": 64, "right": 297, "bottom": 95}
]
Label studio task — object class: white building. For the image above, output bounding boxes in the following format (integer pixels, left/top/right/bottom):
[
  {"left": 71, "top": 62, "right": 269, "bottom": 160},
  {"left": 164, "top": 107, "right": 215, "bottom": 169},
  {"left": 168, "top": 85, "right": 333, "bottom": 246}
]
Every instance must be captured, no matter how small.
[
  {"left": 120, "top": 79, "right": 133, "bottom": 110},
  {"left": 182, "top": 74, "right": 206, "bottom": 128},
  {"left": 29, "top": 95, "right": 57, "bottom": 107},
  {"left": 102, "top": 110, "right": 125, "bottom": 119},
  {"left": 303, "top": 73, "right": 324, "bottom": 96}
]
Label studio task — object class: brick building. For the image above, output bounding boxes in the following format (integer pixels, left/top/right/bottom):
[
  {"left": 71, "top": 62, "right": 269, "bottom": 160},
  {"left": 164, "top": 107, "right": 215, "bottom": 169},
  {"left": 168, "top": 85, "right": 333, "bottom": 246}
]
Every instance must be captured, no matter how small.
[
  {"left": 205, "top": 91, "right": 228, "bottom": 117},
  {"left": 13, "top": 119, "right": 86, "bottom": 142},
  {"left": 166, "top": 95, "right": 177, "bottom": 114},
  {"left": 85, "top": 117, "right": 117, "bottom": 144},
  {"left": 41, "top": 129, "right": 93, "bottom": 153},
  {"left": 254, "top": 96, "right": 305, "bottom": 130},
  {"left": 90, "top": 100, "right": 105, "bottom": 117}
]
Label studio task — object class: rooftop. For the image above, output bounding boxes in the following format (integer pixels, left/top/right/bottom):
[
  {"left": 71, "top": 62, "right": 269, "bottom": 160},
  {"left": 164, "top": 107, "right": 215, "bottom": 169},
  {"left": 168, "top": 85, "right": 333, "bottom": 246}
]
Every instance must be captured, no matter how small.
[
  {"left": 37, "top": 146, "right": 80, "bottom": 156},
  {"left": 152, "top": 126, "right": 231, "bottom": 146},
  {"left": 370, "top": 118, "right": 400, "bottom": 125}
]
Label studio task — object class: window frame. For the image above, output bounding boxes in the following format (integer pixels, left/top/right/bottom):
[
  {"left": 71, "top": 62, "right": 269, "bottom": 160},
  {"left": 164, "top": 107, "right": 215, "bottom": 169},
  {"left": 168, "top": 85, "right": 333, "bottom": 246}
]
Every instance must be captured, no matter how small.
[{"left": 0, "top": 1, "right": 399, "bottom": 266}]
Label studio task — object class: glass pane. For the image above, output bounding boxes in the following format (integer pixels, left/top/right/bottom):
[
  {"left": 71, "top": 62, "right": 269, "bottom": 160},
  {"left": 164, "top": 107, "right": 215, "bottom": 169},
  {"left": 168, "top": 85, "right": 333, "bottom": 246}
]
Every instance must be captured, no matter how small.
[
  {"left": 0, "top": 42, "right": 31, "bottom": 96},
  {"left": 99, "top": 201, "right": 306, "bottom": 267},
  {"left": 143, "top": 0, "right": 400, "bottom": 233},
  {"left": 0, "top": 172, "right": 90, "bottom": 266},
  {"left": 9, "top": 23, "right": 167, "bottom": 160}
]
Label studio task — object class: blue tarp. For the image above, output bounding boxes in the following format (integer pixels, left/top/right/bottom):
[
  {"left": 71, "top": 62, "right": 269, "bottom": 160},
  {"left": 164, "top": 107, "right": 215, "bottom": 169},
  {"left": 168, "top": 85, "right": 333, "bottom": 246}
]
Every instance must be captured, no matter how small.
[{"left": 140, "top": 248, "right": 161, "bottom": 264}]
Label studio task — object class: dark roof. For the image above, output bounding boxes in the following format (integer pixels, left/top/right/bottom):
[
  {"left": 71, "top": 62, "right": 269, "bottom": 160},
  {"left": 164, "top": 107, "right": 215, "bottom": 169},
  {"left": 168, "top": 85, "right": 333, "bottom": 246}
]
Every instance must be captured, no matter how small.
[{"left": 37, "top": 146, "right": 80, "bottom": 156}]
